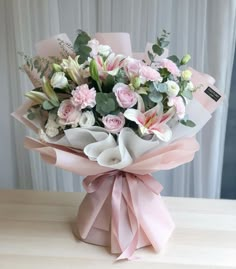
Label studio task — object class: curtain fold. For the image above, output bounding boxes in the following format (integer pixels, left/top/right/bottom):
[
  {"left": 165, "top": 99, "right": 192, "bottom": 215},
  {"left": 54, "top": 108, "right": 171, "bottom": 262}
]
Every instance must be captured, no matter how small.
[{"left": 1, "top": 0, "right": 235, "bottom": 197}]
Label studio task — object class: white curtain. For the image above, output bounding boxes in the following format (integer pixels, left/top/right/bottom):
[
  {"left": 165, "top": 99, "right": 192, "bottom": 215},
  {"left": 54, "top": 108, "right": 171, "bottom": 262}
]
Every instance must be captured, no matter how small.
[{"left": 0, "top": 0, "right": 235, "bottom": 197}]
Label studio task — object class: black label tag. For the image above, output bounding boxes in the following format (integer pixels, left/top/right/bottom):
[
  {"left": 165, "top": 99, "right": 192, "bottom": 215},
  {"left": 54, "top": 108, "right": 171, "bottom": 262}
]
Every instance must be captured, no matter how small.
[{"left": 204, "top": 87, "right": 221, "bottom": 102}]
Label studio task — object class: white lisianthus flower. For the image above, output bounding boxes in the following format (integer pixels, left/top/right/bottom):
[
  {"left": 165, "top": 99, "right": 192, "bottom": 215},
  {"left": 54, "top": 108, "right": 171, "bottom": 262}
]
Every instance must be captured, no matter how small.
[
  {"left": 98, "top": 45, "right": 112, "bottom": 57},
  {"left": 185, "top": 81, "right": 194, "bottom": 92},
  {"left": 181, "top": 70, "right": 192, "bottom": 81},
  {"left": 79, "top": 111, "right": 95, "bottom": 128},
  {"left": 50, "top": 72, "right": 68, "bottom": 89},
  {"left": 165, "top": 81, "right": 180, "bottom": 97}
]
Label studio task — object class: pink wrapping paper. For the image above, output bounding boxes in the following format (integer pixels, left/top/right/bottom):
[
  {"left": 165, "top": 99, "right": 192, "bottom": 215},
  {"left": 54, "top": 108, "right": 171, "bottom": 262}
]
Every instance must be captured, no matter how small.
[{"left": 24, "top": 135, "right": 199, "bottom": 260}]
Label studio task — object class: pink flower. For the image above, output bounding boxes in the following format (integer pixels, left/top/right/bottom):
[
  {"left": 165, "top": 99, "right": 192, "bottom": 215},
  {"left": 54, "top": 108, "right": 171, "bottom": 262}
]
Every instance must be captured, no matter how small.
[
  {"left": 57, "top": 100, "right": 81, "bottom": 126},
  {"left": 139, "top": 65, "right": 162, "bottom": 83},
  {"left": 102, "top": 113, "right": 125, "bottom": 133},
  {"left": 123, "top": 57, "right": 143, "bottom": 79},
  {"left": 113, "top": 83, "right": 137, "bottom": 108},
  {"left": 124, "top": 104, "right": 175, "bottom": 142},
  {"left": 87, "top": 39, "right": 99, "bottom": 57},
  {"left": 71, "top": 84, "right": 96, "bottom": 109},
  {"left": 159, "top": 59, "right": 180, "bottom": 77},
  {"left": 168, "top": 96, "right": 185, "bottom": 119},
  {"left": 94, "top": 53, "right": 124, "bottom": 79}
]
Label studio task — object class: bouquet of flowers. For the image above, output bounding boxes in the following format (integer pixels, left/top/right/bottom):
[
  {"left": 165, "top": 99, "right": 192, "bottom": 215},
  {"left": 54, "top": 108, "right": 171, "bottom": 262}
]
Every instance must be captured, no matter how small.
[{"left": 13, "top": 30, "right": 223, "bottom": 260}]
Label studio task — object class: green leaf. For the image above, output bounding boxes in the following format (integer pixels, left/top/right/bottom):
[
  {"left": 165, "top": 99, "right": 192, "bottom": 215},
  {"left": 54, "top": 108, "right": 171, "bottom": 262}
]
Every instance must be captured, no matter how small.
[
  {"left": 152, "top": 44, "right": 164, "bottom": 56},
  {"left": 182, "top": 90, "right": 193, "bottom": 99},
  {"left": 96, "top": 92, "right": 118, "bottom": 115},
  {"left": 148, "top": 51, "right": 154, "bottom": 62},
  {"left": 42, "top": 100, "right": 54, "bottom": 110},
  {"left": 73, "top": 30, "right": 92, "bottom": 64},
  {"left": 160, "top": 40, "right": 169, "bottom": 48},
  {"left": 167, "top": 55, "right": 180, "bottom": 66},
  {"left": 157, "top": 83, "right": 168, "bottom": 93},
  {"left": 180, "top": 119, "right": 196, "bottom": 127},
  {"left": 103, "top": 74, "right": 115, "bottom": 92},
  {"left": 142, "top": 94, "right": 155, "bottom": 110},
  {"left": 148, "top": 91, "right": 163, "bottom": 103},
  {"left": 27, "top": 112, "right": 35, "bottom": 120}
]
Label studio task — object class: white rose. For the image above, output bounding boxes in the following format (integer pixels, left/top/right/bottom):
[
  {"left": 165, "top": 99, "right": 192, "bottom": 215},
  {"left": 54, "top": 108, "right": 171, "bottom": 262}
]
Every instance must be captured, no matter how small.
[
  {"left": 185, "top": 81, "right": 194, "bottom": 92},
  {"left": 181, "top": 70, "right": 192, "bottom": 81},
  {"left": 98, "top": 45, "right": 112, "bottom": 57},
  {"left": 79, "top": 111, "right": 95, "bottom": 127},
  {"left": 45, "top": 126, "right": 59, "bottom": 137},
  {"left": 50, "top": 72, "right": 68, "bottom": 89},
  {"left": 165, "top": 81, "right": 180, "bottom": 96}
]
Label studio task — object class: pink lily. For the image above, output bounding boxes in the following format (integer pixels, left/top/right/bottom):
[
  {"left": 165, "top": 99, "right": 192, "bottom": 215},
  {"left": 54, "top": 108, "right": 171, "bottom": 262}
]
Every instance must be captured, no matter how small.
[
  {"left": 124, "top": 104, "right": 175, "bottom": 142},
  {"left": 93, "top": 53, "right": 124, "bottom": 79}
]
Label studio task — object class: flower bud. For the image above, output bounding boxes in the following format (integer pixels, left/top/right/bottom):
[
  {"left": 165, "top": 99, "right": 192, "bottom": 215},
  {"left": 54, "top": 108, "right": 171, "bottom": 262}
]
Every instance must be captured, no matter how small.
[
  {"left": 181, "top": 70, "right": 192, "bottom": 81},
  {"left": 181, "top": 54, "right": 191, "bottom": 65},
  {"left": 132, "top": 77, "right": 141, "bottom": 89},
  {"left": 52, "top": 63, "right": 62, "bottom": 72}
]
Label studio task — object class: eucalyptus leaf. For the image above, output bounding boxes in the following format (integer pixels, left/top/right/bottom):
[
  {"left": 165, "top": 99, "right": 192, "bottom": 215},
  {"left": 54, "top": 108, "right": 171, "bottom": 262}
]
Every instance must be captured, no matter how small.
[
  {"left": 148, "top": 91, "right": 163, "bottom": 103},
  {"left": 180, "top": 119, "right": 196, "bottom": 127},
  {"left": 148, "top": 51, "right": 154, "bottom": 62},
  {"left": 182, "top": 90, "right": 193, "bottom": 99},
  {"left": 27, "top": 112, "right": 35, "bottom": 120},
  {"left": 167, "top": 55, "right": 180, "bottom": 66},
  {"left": 73, "top": 30, "right": 92, "bottom": 64},
  {"left": 152, "top": 44, "right": 164, "bottom": 56},
  {"left": 96, "top": 92, "right": 117, "bottom": 115},
  {"left": 157, "top": 83, "right": 168, "bottom": 93},
  {"left": 42, "top": 100, "right": 54, "bottom": 110}
]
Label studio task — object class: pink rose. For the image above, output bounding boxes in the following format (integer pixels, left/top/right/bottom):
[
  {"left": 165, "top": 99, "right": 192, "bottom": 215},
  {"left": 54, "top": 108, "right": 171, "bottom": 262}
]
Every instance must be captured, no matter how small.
[
  {"left": 159, "top": 59, "right": 180, "bottom": 77},
  {"left": 168, "top": 96, "right": 185, "bottom": 119},
  {"left": 57, "top": 100, "right": 81, "bottom": 126},
  {"left": 71, "top": 84, "right": 96, "bottom": 109},
  {"left": 102, "top": 113, "right": 125, "bottom": 133},
  {"left": 139, "top": 65, "right": 162, "bottom": 83},
  {"left": 123, "top": 57, "right": 143, "bottom": 79},
  {"left": 113, "top": 83, "right": 137, "bottom": 108}
]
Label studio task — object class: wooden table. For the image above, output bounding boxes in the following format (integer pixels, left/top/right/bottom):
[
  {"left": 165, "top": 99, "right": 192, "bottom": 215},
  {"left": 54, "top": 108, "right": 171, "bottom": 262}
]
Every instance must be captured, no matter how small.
[{"left": 0, "top": 190, "right": 235, "bottom": 268}]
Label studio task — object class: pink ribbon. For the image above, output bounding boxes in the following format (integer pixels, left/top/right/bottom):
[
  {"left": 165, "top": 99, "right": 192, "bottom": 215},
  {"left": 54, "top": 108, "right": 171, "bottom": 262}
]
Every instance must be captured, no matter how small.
[{"left": 78, "top": 170, "right": 171, "bottom": 260}]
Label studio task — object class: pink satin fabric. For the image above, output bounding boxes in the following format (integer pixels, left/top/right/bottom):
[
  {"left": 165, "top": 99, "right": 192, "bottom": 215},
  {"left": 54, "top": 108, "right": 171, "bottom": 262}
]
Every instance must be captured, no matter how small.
[{"left": 23, "top": 135, "right": 199, "bottom": 260}]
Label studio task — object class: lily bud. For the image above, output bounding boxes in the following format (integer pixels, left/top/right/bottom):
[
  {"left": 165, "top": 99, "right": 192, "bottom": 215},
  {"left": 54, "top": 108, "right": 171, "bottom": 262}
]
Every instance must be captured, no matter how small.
[
  {"left": 52, "top": 63, "right": 62, "bottom": 72},
  {"left": 25, "top": 91, "right": 48, "bottom": 104},
  {"left": 42, "top": 76, "right": 59, "bottom": 105},
  {"left": 181, "top": 54, "right": 191, "bottom": 65}
]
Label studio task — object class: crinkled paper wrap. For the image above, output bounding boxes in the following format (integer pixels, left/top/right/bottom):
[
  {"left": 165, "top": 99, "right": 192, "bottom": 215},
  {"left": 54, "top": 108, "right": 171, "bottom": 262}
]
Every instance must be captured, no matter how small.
[{"left": 13, "top": 32, "right": 223, "bottom": 260}]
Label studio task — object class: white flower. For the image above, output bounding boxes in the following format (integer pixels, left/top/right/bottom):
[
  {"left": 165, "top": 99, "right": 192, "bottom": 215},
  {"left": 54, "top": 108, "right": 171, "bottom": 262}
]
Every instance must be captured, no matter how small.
[
  {"left": 50, "top": 72, "right": 68, "bottom": 89},
  {"left": 185, "top": 81, "right": 194, "bottom": 92},
  {"left": 79, "top": 111, "right": 95, "bottom": 128},
  {"left": 45, "top": 112, "right": 60, "bottom": 137},
  {"left": 45, "top": 126, "right": 59, "bottom": 137},
  {"left": 165, "top": 81, "right": 180, "bottom": 97},
  {"left": 98, "top": 45, "right": 112, "bottom": 57},
  {"left": 181, "top": 70, "right": 192, "bottom": 81}
]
